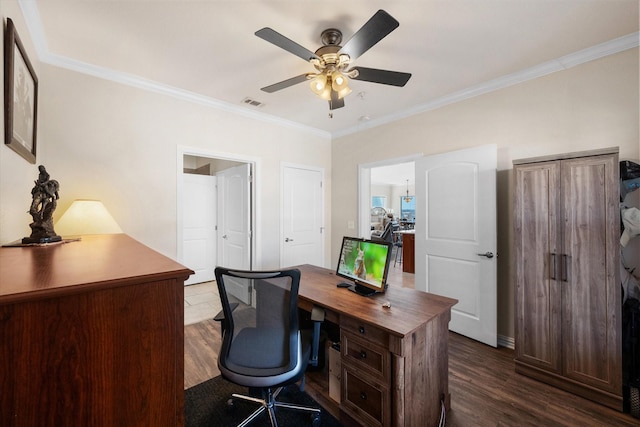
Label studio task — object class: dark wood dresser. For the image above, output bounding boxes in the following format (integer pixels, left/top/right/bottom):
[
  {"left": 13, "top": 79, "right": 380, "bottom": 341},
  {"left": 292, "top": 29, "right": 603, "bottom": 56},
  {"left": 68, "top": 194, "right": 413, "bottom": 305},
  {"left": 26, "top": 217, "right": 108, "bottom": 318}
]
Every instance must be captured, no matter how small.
[{"left": 0, "top": 234, "right": 192, "bottom": 426}]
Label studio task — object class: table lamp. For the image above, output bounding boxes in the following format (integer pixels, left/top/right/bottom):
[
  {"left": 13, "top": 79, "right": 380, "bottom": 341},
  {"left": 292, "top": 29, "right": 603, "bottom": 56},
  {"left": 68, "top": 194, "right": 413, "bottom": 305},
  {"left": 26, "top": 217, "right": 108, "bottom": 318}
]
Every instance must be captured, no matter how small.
[{"left": 55, "top": 199, "right": 122, "bottom": 236}]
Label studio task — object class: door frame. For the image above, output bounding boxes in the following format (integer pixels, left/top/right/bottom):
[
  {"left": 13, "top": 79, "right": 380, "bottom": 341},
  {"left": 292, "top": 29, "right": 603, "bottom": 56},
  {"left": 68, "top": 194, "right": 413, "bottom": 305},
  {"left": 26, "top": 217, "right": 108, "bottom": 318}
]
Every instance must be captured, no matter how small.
[
  {"left": 176, "top": 145, "right": 261, "bottom": 270},
  {"left": 358, "top": 154, "right": 423, "bottom": 239}
]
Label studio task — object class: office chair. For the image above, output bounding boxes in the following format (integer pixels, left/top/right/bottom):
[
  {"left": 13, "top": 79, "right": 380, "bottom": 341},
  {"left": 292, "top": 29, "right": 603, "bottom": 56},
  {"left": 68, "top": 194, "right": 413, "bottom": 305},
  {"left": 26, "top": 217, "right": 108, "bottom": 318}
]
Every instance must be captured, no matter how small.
[
  {"left": 371, "top": 220, "right": 398, "bottom": 244},
  {"left": 214, "top": 267, "right": 322, "bottom": 427}
]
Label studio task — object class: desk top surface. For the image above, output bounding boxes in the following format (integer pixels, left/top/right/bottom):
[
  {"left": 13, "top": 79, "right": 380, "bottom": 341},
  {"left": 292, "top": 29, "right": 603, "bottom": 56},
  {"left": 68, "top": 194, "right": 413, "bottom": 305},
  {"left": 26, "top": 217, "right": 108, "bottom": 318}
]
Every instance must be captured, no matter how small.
[
  {"left": 294, "top": 264, "right": 457, "bottom": 338},
  {"left": 0, "top": 234, "right": 193, "bottom": 304}
]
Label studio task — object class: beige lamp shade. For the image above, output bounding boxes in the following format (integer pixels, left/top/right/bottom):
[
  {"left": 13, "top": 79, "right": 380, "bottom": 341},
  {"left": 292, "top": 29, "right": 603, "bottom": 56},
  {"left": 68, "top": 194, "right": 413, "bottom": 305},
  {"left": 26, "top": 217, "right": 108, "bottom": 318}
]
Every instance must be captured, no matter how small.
[{"left": 55, "top": 199, "right": 122, "bottom": 236}]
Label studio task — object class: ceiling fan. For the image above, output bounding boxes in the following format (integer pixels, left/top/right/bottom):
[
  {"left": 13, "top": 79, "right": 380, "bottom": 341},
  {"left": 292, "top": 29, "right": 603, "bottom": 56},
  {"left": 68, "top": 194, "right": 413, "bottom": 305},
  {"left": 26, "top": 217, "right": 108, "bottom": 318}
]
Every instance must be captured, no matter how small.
[{"left": 255, "top": 10, "right": 412, "bottom": 111}]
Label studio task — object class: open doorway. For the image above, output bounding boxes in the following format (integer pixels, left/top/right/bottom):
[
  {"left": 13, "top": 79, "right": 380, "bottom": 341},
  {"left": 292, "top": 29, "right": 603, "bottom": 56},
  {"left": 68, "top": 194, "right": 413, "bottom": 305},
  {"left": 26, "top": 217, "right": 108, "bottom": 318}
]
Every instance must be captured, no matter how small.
[
  {"left": 358, "top": 154, "right": 421, "bottom": 239},
  {"left": 177, "top": 149, "right": 257, "bottom": 287},
  {"left": 370, "top": 162, "right": 415, "bottom": 233}
]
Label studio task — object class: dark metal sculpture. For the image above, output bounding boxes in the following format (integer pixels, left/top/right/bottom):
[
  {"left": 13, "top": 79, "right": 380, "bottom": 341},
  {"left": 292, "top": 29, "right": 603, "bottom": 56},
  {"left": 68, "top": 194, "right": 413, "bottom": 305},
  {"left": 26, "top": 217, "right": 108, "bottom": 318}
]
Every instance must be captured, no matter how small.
[{"left": 23, "top": 165, "right": 61, "bottom": 244}]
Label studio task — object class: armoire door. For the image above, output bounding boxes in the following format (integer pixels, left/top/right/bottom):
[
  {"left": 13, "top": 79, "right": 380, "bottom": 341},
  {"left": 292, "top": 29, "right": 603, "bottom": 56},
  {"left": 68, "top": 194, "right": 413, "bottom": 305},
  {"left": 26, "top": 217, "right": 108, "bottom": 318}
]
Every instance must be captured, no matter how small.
[
  {"left": 514, "top": 160, "right": 562, "bottom": 374},
  {"left": 561, "top": 154, "right": 621, "bottom": 395}
]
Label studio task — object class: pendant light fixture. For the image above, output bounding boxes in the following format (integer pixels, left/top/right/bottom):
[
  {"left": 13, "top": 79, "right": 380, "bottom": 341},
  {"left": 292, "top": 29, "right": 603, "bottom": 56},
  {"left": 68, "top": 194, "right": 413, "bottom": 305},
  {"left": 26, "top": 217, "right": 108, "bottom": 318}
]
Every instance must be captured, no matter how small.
[{"left": 404, "top": 179, "right": 412, "bottom": 203}]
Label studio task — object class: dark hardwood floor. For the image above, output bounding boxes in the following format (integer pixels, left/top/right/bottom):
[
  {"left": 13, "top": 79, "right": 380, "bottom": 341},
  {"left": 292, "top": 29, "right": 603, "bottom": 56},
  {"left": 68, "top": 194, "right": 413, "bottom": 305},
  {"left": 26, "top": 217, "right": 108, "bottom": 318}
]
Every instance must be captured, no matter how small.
[{"left": 184, "top": 262, "right": 639, "bottom": 426}]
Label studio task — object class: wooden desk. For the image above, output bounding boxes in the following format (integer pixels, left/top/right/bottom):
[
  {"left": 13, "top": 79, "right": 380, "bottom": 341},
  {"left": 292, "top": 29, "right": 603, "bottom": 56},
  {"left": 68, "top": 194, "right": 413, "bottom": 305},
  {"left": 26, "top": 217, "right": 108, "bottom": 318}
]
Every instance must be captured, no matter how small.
[
  {"left": 294, "top": 264, "right": 457, "bottom": 427},
  {"left": 0, "top": 234, "right": 192, "bottom": 427}
]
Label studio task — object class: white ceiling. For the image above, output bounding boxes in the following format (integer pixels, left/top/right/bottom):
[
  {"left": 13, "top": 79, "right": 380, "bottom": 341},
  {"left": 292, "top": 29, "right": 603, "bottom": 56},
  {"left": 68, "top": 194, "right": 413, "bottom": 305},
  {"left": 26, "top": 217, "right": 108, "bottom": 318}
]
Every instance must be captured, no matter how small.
[
  {"left": 371, "top": 162, "right": 415, "bottom": 186},
  {"left": 21, "top": 1, "right": 639, "bottom": 138}
]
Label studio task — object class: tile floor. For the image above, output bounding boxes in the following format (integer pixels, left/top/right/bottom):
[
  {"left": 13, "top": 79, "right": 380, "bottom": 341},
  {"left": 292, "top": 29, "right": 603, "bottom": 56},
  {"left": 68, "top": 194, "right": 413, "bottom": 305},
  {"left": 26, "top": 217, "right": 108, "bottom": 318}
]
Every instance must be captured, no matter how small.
[{"left": 184, "top": 281, "right": 221, "bottom": 325}]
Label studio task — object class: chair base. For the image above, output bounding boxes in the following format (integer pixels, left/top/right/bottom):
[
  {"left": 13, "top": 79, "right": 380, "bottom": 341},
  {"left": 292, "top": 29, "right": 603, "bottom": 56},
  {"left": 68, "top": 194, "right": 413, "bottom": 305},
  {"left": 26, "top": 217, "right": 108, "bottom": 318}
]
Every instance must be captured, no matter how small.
[{"left": 230, "top": 386, "right": 321, "bottom": 427}]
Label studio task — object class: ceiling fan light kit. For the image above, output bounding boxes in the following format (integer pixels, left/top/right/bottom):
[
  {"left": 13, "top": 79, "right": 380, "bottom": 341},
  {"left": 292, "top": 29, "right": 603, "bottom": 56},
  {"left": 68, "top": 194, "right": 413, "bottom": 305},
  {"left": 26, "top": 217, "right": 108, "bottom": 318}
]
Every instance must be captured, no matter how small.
[
  {"left": 255, "top": 9, "right": 411, "bottom": 112},
  {"left": 309, "top": 72, "right": 352, "bottom": 101}
]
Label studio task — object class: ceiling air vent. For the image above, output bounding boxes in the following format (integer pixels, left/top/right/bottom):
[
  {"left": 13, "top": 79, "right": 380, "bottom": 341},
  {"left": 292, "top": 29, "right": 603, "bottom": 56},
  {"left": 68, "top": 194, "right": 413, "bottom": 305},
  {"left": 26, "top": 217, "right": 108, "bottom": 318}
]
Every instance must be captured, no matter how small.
[{"left": 242, "top": 97, "right": 265, "bottom": 108}]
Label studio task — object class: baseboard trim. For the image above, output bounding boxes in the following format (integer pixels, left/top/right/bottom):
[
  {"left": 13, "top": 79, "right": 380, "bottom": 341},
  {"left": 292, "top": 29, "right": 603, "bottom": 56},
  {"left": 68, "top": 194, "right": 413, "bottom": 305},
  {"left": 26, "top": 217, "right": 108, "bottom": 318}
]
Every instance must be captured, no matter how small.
[{"left": 498, "top": 334, "right": 515, "bottom": 349}]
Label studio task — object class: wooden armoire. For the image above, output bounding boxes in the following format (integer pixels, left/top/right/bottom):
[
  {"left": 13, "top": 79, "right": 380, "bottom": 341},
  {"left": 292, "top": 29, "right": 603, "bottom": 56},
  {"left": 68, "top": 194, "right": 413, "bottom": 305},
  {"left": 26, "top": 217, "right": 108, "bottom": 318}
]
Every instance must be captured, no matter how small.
[{"left": 513, "top": 147, "right": 622, "bottom": 410}]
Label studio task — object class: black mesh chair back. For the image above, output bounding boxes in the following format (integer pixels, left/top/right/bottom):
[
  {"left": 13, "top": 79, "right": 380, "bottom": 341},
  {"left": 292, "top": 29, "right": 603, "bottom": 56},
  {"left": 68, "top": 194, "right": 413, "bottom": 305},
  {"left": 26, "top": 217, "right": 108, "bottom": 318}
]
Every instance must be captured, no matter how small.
[{"left": 214, "top": 267, "right": 321, "bottom": 427}]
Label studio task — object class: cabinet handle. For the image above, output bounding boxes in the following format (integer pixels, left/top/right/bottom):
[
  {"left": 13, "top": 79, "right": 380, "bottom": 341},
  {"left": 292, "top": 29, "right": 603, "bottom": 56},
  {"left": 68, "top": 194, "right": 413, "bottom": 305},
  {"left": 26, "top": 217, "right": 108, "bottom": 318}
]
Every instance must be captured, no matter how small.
[
  {"left": 358, "top": 326, "right": 365, "bottom": 334},
  {"left": 360, "top": 351, "right": 367, "bottom": 359},
  {"left": 550, "top": 253, "right": 557, "bottom": 280},
  {"left": 562, "top": 254, "right": 569, "bottom": 282},
  {"left": 360, "top": 392, "right": 367, "bottom": 400}
]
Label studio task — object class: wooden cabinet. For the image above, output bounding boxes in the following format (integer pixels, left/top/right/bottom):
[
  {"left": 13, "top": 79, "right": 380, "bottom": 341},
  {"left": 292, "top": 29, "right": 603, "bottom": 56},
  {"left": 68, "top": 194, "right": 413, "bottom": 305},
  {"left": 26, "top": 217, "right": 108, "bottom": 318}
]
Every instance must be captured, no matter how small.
[
  {"left": 513, "top": 148, "right": 621, "bottom": 410},
  {"left": 400, "top": 232, "right": 415, "bottom": 274},
  {"left": 0, "top": 234, "right": 192, "bottom": 426}
]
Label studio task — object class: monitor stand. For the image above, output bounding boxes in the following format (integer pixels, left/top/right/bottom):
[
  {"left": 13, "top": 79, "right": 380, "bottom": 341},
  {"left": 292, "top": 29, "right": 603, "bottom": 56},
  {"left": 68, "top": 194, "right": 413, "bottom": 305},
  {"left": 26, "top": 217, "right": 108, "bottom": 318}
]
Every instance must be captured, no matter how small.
[{"left": 348, "top": 283, "right": 378, "bottom": 297}]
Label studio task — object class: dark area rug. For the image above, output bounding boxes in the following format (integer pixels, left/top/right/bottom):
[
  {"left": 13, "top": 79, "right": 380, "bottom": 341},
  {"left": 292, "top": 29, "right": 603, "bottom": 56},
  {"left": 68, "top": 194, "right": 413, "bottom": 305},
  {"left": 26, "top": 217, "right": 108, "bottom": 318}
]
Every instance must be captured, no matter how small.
[{"left": 185, "top": 376, "right": 343, "bottom": 427}]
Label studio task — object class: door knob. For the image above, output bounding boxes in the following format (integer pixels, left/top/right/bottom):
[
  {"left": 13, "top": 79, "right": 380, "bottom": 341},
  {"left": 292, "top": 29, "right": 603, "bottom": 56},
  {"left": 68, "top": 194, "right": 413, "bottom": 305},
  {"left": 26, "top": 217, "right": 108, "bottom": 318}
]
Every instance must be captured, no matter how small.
[
  {"left": 285, "top": 237, "right": 294, "bottom": 242},
  {"left": 477, "top": 251, "right": 494, "bottom": 259},
  {"left": 222, "top": 235, "right": 228, "bottom": 239}
]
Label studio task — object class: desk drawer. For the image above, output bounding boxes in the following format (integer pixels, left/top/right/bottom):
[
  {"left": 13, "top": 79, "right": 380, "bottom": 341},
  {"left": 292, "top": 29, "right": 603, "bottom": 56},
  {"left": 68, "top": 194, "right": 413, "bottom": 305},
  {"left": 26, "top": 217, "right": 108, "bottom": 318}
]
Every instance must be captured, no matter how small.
[
  {"left": 342, "top": 367, "right": 390, "bottom": 427},
  {"left": 342, "top": 331, "right": 389, "bottom": 380},
  {"left": 341, "top": 315, "right": 388, "bottom": 348}
]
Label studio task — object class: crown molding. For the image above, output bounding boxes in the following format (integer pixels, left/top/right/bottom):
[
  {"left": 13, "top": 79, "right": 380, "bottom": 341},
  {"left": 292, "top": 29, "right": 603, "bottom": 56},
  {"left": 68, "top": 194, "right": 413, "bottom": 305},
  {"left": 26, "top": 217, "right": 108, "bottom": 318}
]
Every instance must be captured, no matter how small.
[
  {"left": 333, "top": 32, "right": 639, "bottom": 138},
  {"left": 19, "top": 0, "right": 638, "bottom": 140},
  {"left": 47, "top": 52, "right": 330, "bottom": 138},
  {"left": 18, "top": 0, "right": 330, "bottom": 139}
]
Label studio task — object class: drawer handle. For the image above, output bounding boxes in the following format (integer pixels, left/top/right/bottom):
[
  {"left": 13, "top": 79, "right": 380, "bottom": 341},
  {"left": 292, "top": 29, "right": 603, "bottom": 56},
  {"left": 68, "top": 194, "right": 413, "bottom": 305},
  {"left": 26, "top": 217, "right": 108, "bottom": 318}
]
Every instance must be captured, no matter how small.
[
  {"left": 359, "top": 326, "right": 365, "bottom": 334},
  {"left": 360, "top": 392, "right": 367, "bottom": 400},
  {"left": 360, "top": 351, "right": 367, "bottom": 359}
]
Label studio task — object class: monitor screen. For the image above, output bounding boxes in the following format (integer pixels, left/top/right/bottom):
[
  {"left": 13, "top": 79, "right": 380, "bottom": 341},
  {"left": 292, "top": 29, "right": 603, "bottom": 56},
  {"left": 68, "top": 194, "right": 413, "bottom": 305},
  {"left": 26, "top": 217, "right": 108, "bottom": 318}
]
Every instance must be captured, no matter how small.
[{"left": 336, "top": 236, "right": 392, "bottom": 296}]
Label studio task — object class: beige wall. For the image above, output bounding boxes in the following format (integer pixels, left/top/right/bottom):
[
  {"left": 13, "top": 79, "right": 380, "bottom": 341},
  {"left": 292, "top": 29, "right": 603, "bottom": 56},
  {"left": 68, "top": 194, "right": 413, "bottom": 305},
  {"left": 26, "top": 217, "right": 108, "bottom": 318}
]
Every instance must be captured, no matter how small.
[
  {"left": 37, "top": 64, "right": 332, "bottom": 267},
  {"left": 331, "top": 48, "right": 639, "bottom": 341},
  {"left": 0, "top": 2, "right": 333, "bottom": 269},
  {"left": 0, "top": 2, "right": 44, "bottom": 244}
]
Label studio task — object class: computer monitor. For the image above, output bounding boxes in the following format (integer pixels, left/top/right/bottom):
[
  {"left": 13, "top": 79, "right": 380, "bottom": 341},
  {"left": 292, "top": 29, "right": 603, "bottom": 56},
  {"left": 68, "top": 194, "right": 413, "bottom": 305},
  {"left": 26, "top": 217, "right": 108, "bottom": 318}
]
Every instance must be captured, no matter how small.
[{"left": 336, "top": 236, "right": 392, "bottom": 296}]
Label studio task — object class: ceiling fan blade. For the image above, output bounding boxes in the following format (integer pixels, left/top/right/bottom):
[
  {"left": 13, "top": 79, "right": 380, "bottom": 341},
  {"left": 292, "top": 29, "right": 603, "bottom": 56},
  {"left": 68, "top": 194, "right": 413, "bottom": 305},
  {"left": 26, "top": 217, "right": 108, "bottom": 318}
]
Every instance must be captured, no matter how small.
[
  {"left": 329, "top": 91, "right": 345, "bottom": 110},
  {"left": 261, "top": 74, "right": 310, "bottom": 93},
  {"left": 255, "top": 28, "right": 320, "bottom": 62},
  {"left": 351, "top": 67, "right": 411, "bottom": 87},
  {"left": 339, "top": 10, "right": 399, "bottom": 60}
]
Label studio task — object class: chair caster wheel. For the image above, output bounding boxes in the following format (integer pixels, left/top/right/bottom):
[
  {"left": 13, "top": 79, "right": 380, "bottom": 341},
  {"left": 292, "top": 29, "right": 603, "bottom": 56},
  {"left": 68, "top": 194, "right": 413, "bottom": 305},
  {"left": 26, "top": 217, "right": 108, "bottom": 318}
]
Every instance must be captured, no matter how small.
[{"left": 311, "top": 412, "right": 321, "bottom": 427}]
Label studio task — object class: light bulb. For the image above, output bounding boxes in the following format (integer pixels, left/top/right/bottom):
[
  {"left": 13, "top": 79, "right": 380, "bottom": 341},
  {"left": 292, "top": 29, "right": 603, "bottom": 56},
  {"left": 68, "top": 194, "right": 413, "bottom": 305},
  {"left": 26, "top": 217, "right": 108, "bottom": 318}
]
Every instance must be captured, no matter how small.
[
  {"left": 331, "top": 72, "right": 351, "bottom": 99},
  {"left": 310, "top": 75, "right": 332, "bottom": 100}
]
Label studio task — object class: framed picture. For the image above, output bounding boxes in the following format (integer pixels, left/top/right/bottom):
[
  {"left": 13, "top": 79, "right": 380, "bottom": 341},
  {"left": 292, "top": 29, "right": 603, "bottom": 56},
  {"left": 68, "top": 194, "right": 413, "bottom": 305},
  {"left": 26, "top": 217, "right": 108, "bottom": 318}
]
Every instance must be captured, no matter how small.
[{"left": 4, "top": 18, "right": 37, "bottom": 164}]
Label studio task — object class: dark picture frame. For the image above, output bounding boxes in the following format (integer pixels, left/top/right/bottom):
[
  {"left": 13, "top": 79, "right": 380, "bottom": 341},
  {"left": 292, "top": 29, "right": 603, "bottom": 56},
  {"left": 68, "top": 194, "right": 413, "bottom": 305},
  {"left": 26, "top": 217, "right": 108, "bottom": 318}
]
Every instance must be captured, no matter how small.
[{"left": 4, "top": 18, "right": 37, "bottom": 164}]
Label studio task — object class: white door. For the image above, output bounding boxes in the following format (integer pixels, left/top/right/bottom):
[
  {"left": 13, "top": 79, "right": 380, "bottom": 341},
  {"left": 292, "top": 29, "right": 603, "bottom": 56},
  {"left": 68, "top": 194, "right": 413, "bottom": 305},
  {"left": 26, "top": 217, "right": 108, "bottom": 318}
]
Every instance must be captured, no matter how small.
[
  {"left": 217, "top": 164, "right": 252, "bottom": 303},
  {"left": 281, "top": 165, "right": 324, "bottom": 267},
  {"left": 415, "top": 145, "right": 497, "bottom": 347},
  {"left": 182, "top": 173, "right": 216, "bottom": 285}
]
